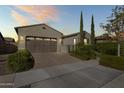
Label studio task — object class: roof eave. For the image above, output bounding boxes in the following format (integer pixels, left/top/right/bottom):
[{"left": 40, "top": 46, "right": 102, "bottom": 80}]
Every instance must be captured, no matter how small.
[{"left": 14, "top": 27, "right": 18, "bottom": 35}]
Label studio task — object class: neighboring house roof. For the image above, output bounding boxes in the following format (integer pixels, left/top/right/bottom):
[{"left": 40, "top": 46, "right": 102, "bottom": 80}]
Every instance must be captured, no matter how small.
[
  {"left": 95, "top": 33, "right": 116, "bottom": 40},
  {"left": 4, "top": 37, "right": 15, "bottom": 42},
  {"left": 14, "top": 23, "right": 63, "bottom": 35},
  {"left": 63, "top": 31, "right": 90, "bottom": 38},
  {"left": 0, "top": 32, "right": 15, "bottom": 44},
  {"left": 0, "top": 32, "right": 5, "bottom": 42}
]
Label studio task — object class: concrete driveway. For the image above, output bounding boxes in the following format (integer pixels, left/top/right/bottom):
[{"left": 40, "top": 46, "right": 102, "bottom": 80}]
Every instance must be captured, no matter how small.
[
  {"left": 0, "top": 59, "right": 124, "bottom": 88},
  {"left": 26, "top": 52, "right": 123, "bottom": 88},
  {"left": 30, "top": 62, "right": 123, "bottom": 88},
  {"left": 32, "top": 52, "right": 82, "bottom": 69},
  {"left": 1, "top": 53, "right": 124, "bottom": 88}
]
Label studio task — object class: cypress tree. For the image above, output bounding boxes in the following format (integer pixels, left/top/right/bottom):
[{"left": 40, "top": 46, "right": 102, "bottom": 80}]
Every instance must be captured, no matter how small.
[
  {"left": 80, "top": 11, "right": 85, "bottom": 44},
  {"left": 91, "top": 15, "right": 95, "bottom": 45}
]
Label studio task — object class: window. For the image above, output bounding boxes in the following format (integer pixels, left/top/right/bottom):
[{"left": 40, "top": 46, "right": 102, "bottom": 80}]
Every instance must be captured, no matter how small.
[
  {"left": 26, "top": 37, "right": 34, "bottom": 41},
  {"left": 51, "top": 39, "right": 57, "bottom": 41},
  {"left": 84, "top": 39, "right": 87, "bottom": 45},
  {"left": 44, "top": 38, "right": 50, "bottom": 41},
  {"left": 36, "top": 37, "right": 43, "bottom": 40},
  {"left": 74, "top": 38, "right": 76, "bottom": 45}
]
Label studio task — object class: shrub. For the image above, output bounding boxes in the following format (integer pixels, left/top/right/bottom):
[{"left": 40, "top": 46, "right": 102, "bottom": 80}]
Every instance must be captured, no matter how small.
[
  {"left": 99, "top": 55, "right": 124, "bottom": 71},
  {"left": 120, "top": 42, "right": 124, "bottom": 56},
  {"left": 71, "top": 45, "right": 96, "bottom": 60},
  {"left": 7, "top": 49, "right": 34, "bottom": 73},
  {"left": 95, "top": 42, "right": 118, "bottom": 55},
  {"left": 0, "top": 43, "right": 18, "bottom": 54}
]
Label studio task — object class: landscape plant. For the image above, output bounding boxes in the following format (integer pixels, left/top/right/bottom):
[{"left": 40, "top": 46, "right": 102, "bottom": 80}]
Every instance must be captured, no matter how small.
[
  {"left": 80, "top": 11, "right": 85, "bottom": 44},
  {"left": 100, "top": 54, "right": 124, "bottom": 71},
  {"left": 91, "top": 15, "right": 95, "bottom": 45},
  {"left": 7, "top": 49, "right": 34, "bottom": 73}
]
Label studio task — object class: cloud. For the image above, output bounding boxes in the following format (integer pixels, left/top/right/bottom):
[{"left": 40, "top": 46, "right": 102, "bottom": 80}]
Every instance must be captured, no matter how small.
[
  {"left": 11, "top": 10, "right": 29, "bottom": 25},
  {"left": 12, "top": 5, "right": 58, "bottom": 24}
]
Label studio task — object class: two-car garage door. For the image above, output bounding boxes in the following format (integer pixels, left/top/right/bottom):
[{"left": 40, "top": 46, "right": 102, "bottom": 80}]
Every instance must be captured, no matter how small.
[{"left": 26, "top": 36, "right": 57, "bottom": 53}]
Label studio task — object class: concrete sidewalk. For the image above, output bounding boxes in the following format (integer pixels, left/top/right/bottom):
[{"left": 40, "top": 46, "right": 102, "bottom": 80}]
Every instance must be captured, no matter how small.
[
  {"left": 31, "top": 65, "right": 123, "bottom": 88},
  {"left": 102, "top": 74, "right": 124, "bottom": 88},
  {"left": 0, "top": 60, "right": 124, "bottom": 88}
]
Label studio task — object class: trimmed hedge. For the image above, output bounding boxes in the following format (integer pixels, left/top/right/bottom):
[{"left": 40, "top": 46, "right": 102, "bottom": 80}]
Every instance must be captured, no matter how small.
[
  {"left": 95, "top": 42, "right": 117, "bottom": 55},
  {"left": 71, "top": 45, "right": 96, "bottom": 60},
  {"left": 95, "top": 42, "right": 124, "bottom": 56},
  {"left": 0, "top": 43, "right": 18, "bottom": 54},
  {"left": 7, "top": 49, "right": 34, "bottom": 72},
  {"left": 120, "top": 42, "right": 124, "bottom": 56},
  {"left": 100, "top": 55, "right": 124, "bottom": 71}
]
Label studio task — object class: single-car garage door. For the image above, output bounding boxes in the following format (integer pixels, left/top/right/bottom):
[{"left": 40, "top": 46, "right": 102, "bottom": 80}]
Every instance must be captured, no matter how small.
[{"left": 26, "top": 36, "right": 57, "bottom": 53}]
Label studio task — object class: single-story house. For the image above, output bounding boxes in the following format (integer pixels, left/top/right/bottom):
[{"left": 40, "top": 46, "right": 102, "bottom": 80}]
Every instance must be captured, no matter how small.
[
  {"left": 62, "top": 32, "right": 91, "bottom": 52},
  {"left": 15, "top": 23, "right": 91, "bottom": 53},
  {"left": 15, "top": 24, "right": 63, "bottom": 53},
  {"left": 63, "top": 32, "right": 91, "bottom": 45}
]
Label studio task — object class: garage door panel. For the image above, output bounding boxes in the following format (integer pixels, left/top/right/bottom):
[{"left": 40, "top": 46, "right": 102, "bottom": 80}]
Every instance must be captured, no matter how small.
[
  {"left": 26, "top": 38, "right": 57, "bottom": 53},
  {"left": 26, "top": 40, "right": 34, "bottom": 51}
]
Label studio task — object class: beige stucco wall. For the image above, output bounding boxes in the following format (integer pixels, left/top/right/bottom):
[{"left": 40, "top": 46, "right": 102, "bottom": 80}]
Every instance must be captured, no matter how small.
[
  {"left": 63, "top": 32, "right": 91, "bottom": 46},
  {"left": 63, "top": 35, "right": 80, "bottom": 46},
  {"left": 17, "top": 24, "right": 62, "bottom": 53},
  {"left": 61, "top": 32, "right": 91, "bottom": 53}
]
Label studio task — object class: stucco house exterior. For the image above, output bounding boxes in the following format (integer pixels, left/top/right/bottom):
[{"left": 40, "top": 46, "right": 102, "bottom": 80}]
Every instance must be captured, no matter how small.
[
  {"left": 62, "top": 32, "right": 91, "bottom": 52},
  {"left": 15, "top": 24, "right": 63, "bottom": 53},
  {"left": 15, "top": 23, "right": 91, "bottom": 53},
  {"left": 63, "top": 32, "right": 91, "bottom": 46}
]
